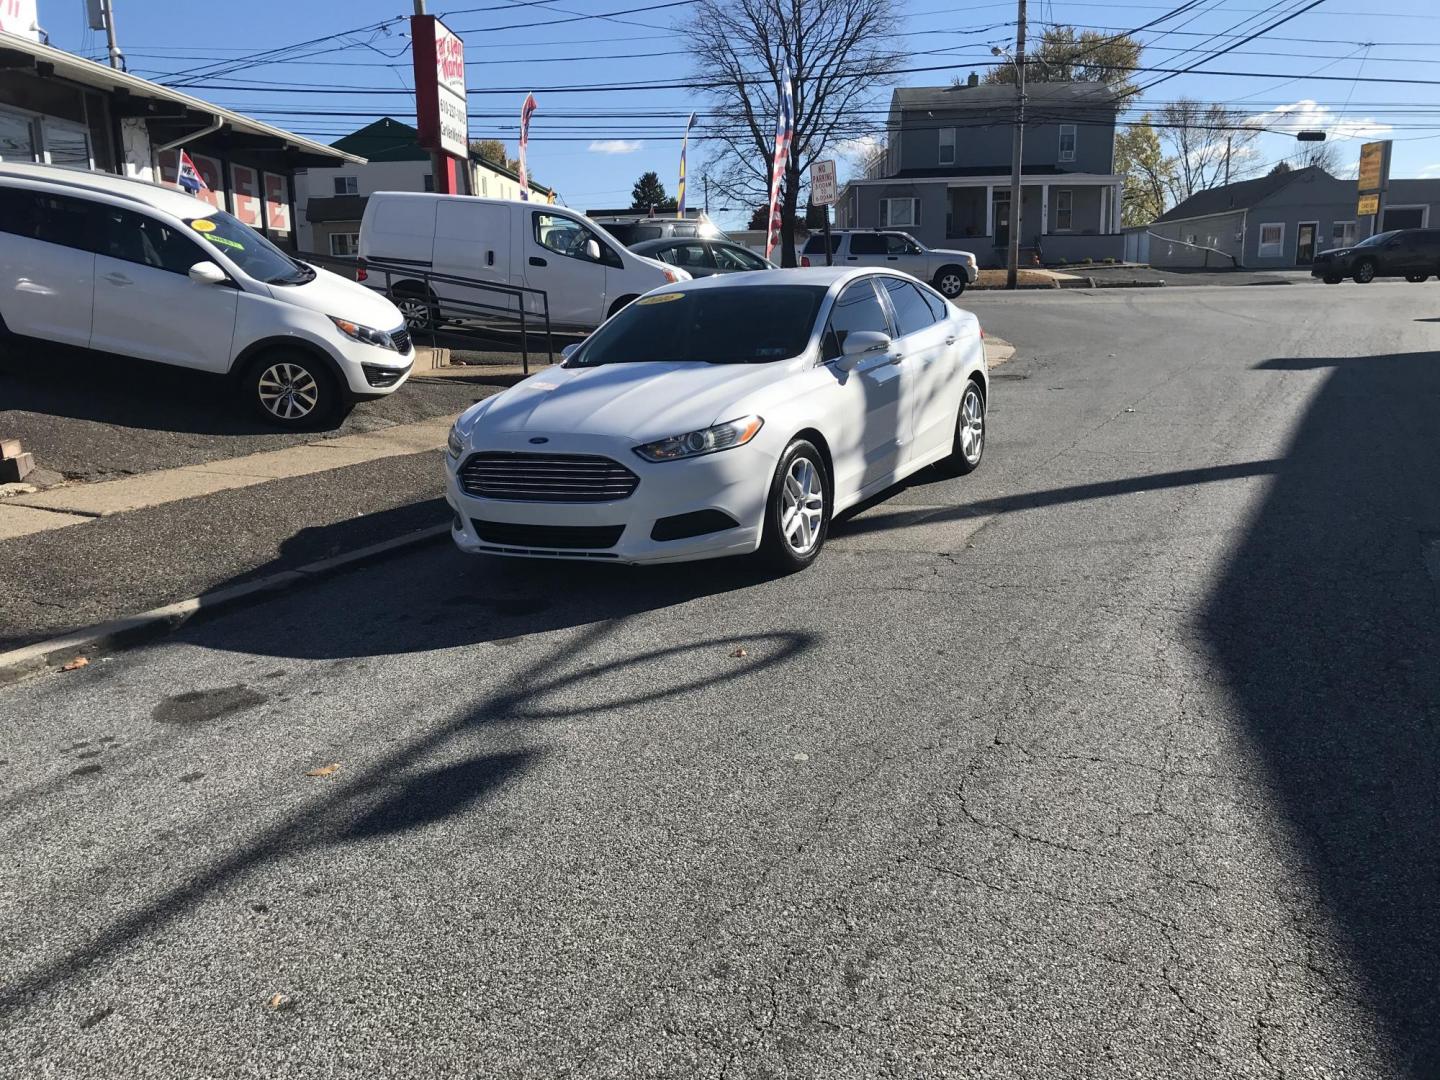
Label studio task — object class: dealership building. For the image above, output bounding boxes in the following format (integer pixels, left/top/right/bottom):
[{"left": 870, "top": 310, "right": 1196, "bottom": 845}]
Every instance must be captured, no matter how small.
[{"left": 0, "top": 27, "right": 360, "bottom": 248}]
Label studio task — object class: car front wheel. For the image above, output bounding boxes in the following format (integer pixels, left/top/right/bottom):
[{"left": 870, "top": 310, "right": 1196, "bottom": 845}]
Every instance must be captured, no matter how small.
[
  {"left": 244, "top": 351, "right": 340, "bottom": 429},
  {"left": 1323, "top": 275, "right": 1342, "bottom": 284},
  {"left": 933, "top": 267, "right": 968, "bottom": 298},
  {"left": 758, "top": 439, "right": 830, "bottom": 573},
  {"left": 1353, "top": 259, "right": 1377, "bottom": 284}
]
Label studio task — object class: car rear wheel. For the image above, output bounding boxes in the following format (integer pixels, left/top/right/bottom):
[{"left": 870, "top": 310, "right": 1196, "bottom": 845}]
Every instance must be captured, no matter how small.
[
  {"left": 933, "top": 267, "right": 968, "bottom": 298},
  {"left": 1322, "top": 275, "right": 1342, "bottom": 284},
  {"left": 758, "top": 439, "right": 829, "bottom": 573},
  {"left": 1406, "top": 272, "right": 1428, "bottom": 283},
  {"left": 1353, "top": 259, "right": 1377, "bottom": 284},
  {"left": 244, "top": 351, "right": 341, "bottom": 429},
  {"left": 936, "top": 378, "right": 986, "bottom": 477}
]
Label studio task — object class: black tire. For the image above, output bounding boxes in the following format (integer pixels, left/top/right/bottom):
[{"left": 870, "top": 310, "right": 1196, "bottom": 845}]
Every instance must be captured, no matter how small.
[
  {"left": 1406, "top": 272, "right": 1428, "bottom": 283},
  {"left": 392, "top": 283, "right": 439, "bottom": 331},
  {"left": 935, "top": 378, "right": 986, "bottom": 477},
  {"left": 757, "top": 439, "right": 830, "bottom": 573},
  {"left": 608, "top": 294, "right": 640, "bottom": 319},
  {"left": 1322, "top": 275, "right": 1342, "bottom": 284},
  {"left": 1353, "top": 259, "right": 1377, "bottom": 284},
  {"left": 933, "top": 266, "right": 968, "bottom": 298},
  {"left": 243, "top": 350, "right": 341, "bottom": 430}
]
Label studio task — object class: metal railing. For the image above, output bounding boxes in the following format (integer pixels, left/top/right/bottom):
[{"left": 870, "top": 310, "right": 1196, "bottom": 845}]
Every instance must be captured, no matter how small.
[{"left": 295, "top": 251, "right": 557, "bottom": 374}]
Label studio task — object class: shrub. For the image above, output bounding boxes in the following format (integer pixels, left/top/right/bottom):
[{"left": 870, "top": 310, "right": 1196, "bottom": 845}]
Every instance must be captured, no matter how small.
[
  {"left": 1103, "top": 257, "right": 1116, "bottom": 264},
  {"left": 1056, "top": 257, "right": 1068, "bottom": 266},
  {"left": 1081, "top": 256, "right": 1094, "bottom": 265}
]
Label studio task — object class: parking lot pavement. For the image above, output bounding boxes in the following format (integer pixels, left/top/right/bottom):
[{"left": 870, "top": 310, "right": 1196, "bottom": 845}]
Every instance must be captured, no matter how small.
[{"left": 4, "top": 284, "right": 1440, "bottom": 1077}]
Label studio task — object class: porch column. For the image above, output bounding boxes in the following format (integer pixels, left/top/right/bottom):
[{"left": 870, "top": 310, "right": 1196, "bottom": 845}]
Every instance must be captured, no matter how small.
[
  {"left": 1041, "top": 183, "right": 1049, "bottom": 236},
  {"left": 1100, "top": 186, "right": 1109, "bottom": 234},
  {"left": 1112, "top": 183, "right": 1123, "bottom": 232},
  {"left": 984, "top": 184, "right": 993, "bottom": 236}
]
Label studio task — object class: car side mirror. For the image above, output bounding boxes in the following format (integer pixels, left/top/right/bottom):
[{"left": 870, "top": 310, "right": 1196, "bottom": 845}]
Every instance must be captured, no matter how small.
[
  {"left": 584, "top": 238, "right": 602, "bottom": 262},
  {"left": 836, "top": 330, "right": 891, "bottom": 370},
  {"left": 561, "top": 342, "right": 584, "bottom": 361},
  {"left": 188, "top": 260, "right": 227, "bottom": 286}
]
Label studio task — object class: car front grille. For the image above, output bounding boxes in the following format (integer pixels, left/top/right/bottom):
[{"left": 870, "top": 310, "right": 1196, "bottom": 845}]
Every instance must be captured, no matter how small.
[
  {"left": 458, "top": 452, "right": 640, "bottom": 502},
  {"left": 471, "top": 519, "right": 624, "bottom": 549},
  {"left": 391, "top": 327, "right": 412, "bottom": 354}
]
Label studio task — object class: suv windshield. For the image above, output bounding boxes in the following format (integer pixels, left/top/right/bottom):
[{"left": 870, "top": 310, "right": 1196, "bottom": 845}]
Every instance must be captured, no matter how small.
[
  {"left": 566, "top": 285, "right": 828, "bottom": 367},
  {"left": 1354, "top": 231, "right": 1397, "bottom": 249},
  {"left": 185, "top": 211, "right": 314, "bottom": 285}
]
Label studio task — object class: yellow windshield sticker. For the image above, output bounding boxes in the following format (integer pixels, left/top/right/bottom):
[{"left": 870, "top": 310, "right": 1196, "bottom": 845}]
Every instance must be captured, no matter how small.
[
  {"left": 190, "top": 219, "right": 217, "bottom": 233},
  {"left": 636, "top": 292, "right": 683, "bottom": 306},
  {"left": 206, "top": 235, "right": 245, "bottom": 251}
]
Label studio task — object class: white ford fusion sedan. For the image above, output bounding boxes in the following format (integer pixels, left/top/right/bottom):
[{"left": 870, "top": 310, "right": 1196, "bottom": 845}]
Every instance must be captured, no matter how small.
[{"left": 444, "top": 267, "right": 988, "bottom": 571}]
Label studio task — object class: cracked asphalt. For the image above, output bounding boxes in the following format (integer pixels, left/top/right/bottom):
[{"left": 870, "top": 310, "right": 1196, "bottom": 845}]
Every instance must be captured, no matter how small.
[{"left": 3, "top": 285, "right": 1440, "bottom": 1078}]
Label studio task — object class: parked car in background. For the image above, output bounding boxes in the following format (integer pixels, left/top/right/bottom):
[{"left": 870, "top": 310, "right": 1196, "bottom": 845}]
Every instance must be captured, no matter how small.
[
  {"left": 1311, "top": 228, "right": 1440, "bottom": 284},
  {"left": 801, "top": 230, "right": 978, "bottom": 297},
  {"left": 0, "top": 162, "right": 413, "bottom": 428},
  {"left": 360, "top": 193, "right": 689, "bottom": 333},
  {"left": 588, "top": 215, "right": 726, "bottom": 246},
  {"left": 630, "top": 237, "right": 775, "bottom": 277},
  {"left": 444, "top": 267, "right": 987, "bottom": 571}
]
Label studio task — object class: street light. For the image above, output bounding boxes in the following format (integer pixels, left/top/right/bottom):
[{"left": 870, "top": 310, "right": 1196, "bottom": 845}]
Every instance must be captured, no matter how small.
[{"left": 993, "top": 37, "right": 1026, "bottom": 290}]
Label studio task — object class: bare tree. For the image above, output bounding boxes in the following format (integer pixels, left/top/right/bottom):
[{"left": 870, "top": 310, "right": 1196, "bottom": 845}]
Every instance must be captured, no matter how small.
[
  {"left": 687, "top": 0, "right": 901, "bottom": 266},
  {"left": 1295, "top": 139, "right": 1340, "bottom": 174},
  {"left": 1159, "top": 98, "right": 1261, "bottom": 200}
]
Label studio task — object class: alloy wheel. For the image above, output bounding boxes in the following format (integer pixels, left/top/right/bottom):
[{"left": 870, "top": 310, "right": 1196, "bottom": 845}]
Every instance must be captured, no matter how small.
[
  {"left": 938, "top": 273, "right": 965, "bottom": 297},
  {"left": 1355, "top": 261, "right": 1376, "bottom": 283},
  {"left": 257, "top": 362, "right": 319, "bottom": 421},
  {"left": 397, "top": 296, "right": 433, "bottom": 330},
  {"left": 780, "top": 456, "right": 825, "bottom": 556},
  {"left": 959, "top": 384, "right": 985, "bottom": 465}
]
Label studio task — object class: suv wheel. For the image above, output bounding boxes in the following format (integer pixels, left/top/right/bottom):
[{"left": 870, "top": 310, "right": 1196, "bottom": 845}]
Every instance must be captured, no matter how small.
[
  {"left": 1406, "top": 272, "right": 1428, "bottom": 283},
  {"left": 1353, "top": 259, "right": 1377, "bottom": 284},
  {"left": 933, "top": 267, "right": 968, "bottom": 298},
  {"left": 245, "top": 351, "right": 340, "bottom": 429}
]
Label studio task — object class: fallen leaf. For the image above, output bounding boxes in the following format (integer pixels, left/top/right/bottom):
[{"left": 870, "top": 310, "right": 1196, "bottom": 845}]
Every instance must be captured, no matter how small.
[
  {"left": 60, "top": 657, "right": 89, "bottom": 671},
  {"left": 729, "top": 647, "right": 748, "bottom": 658},
  {"left": 793, "top": 752, "right": 809, "bottom": 762},
  {"left": 266, "top": 993, "right": 292, "bottom": 1011},
  {"left": 305, "top": 763, "right": 341, "bottom": 778}
]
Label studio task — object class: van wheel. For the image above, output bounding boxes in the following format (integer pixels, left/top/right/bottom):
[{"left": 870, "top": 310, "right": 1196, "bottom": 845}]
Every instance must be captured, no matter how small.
[
  {"left": 392, "top": 283, "right": 439, "bottom": 331},
  {"left": 244, "top": 351, "right": 340, "bottom": 429},
  {"left": 933, "top": 267, "right": 968, "bottom": 298},
  {"left": 608, "top": 295, "right": 640, "bottom": 319}
]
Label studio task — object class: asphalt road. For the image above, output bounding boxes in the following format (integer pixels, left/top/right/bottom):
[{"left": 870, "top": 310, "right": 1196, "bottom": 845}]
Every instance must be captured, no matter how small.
[{"left": 4, "top": 285, "right": 1440, "bottom": 1078}]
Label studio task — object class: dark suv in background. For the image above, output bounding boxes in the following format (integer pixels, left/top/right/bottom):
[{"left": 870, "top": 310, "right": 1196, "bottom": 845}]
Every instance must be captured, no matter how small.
[{"left": 1312, "top": 228, "right": 1440, "bottom": 284}]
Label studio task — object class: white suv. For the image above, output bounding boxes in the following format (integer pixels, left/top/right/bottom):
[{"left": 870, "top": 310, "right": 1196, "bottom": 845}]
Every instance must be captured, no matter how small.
[
  {"left": 0, "top": 162, "right": 413, "bottom": 427},
  {"left": 802, "top": 230, "right": 978, "bottom": 297}
]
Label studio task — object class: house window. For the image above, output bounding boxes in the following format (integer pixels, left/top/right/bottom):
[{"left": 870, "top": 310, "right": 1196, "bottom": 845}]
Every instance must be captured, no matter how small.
[
  {"left": 1058, "top": 124, "right": 1077, "bottom": 162},
  {"left": 333, "top": 176, "right": 358, "bottom": 195},
  {"left": 1258, "top": 222, "right": 1285, "bottom": 258},
  {"left": 423, "top": 173, "right": 435, "bottom": 192},
  {"left": 879, "top": 198, "right": 919, "bottom": 228},
  {"left": 329, "top": 232, "right": 360, "bottom": 257},
  {"left": 938, "top": 127, "right": 956, "bottom": 166},
  {"left": 1056, "top": 189, "right": 1073, "bottom": 231},
  {"left": 1331, "top": 220, "right": 1356, "bottom": 248}
]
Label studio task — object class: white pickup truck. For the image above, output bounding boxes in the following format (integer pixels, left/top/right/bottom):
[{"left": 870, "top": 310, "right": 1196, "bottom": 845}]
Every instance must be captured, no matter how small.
[{"left": 800, "top": 230, "right": 978, "bottom": 297}]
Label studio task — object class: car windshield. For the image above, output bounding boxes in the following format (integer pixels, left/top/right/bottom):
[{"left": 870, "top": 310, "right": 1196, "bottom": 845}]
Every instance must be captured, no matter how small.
[
  {"left": 566, "top": 285, "right": 829, "bottom": 366},
  {"left": 1354, "top": 231, "right": 1396, "bottom": 249},
  {"left": 185, "top": 211, "right": 314, "bottom": 285}
]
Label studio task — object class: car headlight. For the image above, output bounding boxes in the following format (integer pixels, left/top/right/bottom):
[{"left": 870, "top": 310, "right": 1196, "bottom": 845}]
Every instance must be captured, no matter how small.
[
  {"left": 633, "top": 416, "right": 763, "bottom": 463},
  {"left": 329, "top": 315, "right": 398, "bottom": 351},
  {"left": 963, "top": 253, "right": 977, "bottom": 266},
  {"left": 447, "top": 423, "right": 464, "bottom": 460}
]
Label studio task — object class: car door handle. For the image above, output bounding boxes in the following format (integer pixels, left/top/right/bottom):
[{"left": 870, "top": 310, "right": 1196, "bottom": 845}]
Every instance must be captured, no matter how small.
[
  {"left": 846, "top": 256, "right": 858, "bottom": 261},
  {"left": 529, "top": 256, "right": 547, "bottom": 267},
  {"left": 104, "top": 271, "right": 133, "bottom": 286},
  {"left": 888, "top": 352, "right": 904, "bottom": 365},
  {"left": 886, "top": 256, "right": 899, "bottom": 261},
  {"left": 487, "top": 250, "right": 496, "bottom": 267},
  {"left": 945, "top": 336, "right": 957, "bottom": 345}
]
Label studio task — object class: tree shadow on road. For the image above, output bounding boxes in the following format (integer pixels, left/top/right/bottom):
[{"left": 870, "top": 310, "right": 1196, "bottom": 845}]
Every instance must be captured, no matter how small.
[{"left": 1203, "top": 352, "right": 1440, "bottom": 1075}]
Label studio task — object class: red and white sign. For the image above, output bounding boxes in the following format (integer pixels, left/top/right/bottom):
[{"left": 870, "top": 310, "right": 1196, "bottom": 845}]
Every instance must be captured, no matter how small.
[
  {"left": 411, "top": 14, "right": 469, "bottom": 160},
  {"left": 0, "top": 0, "right": 41, "bottom": 42},
  {"left": 231, "top": 164, "right": 261, "bottom": 227},
  {"left": 810, "top": 160, "right": 838, "bottom": 206},
  {"left": 263, "top": 172, "right": 291, "bottom": 233}
]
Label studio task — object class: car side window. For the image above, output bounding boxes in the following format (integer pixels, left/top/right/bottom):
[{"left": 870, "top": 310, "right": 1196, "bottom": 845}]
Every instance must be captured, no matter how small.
[
  {"left": 822, "top": 279, "right": 889, "bottom": 360},
  {"left": 849, "top": 233, "right": 885, "bottom": 256},
  {"left": 916, "top": 283, "right": 949, "bottom": 321},
  {"left": 668, "top": 242, "right": 714, "bottom": 271},
  {"left": 533, "top": 212, "right": 622, "bottom": 268},
  {"left": 712, "top": 244, "right": 766, "bottom": 271},
  {"left": 884, "top": 234, "right": 914, "bottom": 255},
  {"left": 94, "top": 206, "right": 208, "bottom": 275},
  {"left": 0, "top": 188, "right": 97, "bottom": 251},
  {"left": 880, "top": 277, "right": 938, "bottom": 337}
]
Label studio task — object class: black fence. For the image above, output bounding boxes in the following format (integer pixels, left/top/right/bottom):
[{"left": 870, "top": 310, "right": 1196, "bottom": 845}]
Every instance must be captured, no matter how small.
[{"left": 295, "top": 251, "right": 557, "bottom": 374}]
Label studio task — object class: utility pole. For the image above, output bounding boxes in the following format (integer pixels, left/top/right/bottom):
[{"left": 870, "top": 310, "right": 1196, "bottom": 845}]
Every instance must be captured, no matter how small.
[
  {"left": 1224, "top": 135, "right": 1232, "bottom": 185},
  {"left": 1005, "top": 0, "right": 1027, "bottom": 290},
  {"left": 89, "top": 0, "right": 125, "bottom": 71}
]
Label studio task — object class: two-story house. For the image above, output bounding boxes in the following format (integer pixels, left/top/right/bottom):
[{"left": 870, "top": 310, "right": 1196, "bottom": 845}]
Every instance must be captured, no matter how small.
[{"left": 834, "top": 78, "right": 1126, "bottom": 266}]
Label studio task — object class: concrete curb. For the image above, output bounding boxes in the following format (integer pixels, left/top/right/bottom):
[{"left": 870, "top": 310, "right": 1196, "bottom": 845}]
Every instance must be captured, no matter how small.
[{"left": 0, "top": 523, "right": 450, "bottom": 686}]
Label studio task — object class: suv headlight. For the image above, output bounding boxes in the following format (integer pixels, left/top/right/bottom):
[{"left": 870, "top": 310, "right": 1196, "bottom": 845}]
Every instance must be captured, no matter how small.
[
  {"left": 633, "top": 416, "right": 763, "bottom": 462},
  {"left": 447, "top": 423, "right": 465, "bottom": 460},
  {"left": 330, "top": 315, "right": 398, "bottom": 351}
]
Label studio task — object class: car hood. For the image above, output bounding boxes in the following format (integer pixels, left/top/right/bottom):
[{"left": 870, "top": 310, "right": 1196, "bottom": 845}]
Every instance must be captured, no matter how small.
[
  {"left": 261, "top": 264, "right": 408, "bottom": 330},
  {"left": 464, "top": 360, "right": 795, "bottom": 442},
  {"left": 928, "top": 246, "right": 976, "bottom": 259},
  {"left": 1315, "top": 246, "right": 1353, "bottom": 258}
]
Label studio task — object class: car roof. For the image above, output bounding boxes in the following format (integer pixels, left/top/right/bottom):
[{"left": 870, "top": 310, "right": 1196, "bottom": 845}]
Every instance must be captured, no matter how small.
[
  {"left": 0, "top": 161, "right": 217, "bottom": 219},
  {"left": 660, "top": 266, "right": 889, "bottom": 292}
]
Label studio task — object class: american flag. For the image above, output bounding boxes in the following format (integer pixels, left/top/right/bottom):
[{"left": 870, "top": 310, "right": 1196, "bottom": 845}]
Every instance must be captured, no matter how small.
[
  {"left": 518, "top": 92, "right": 538, "bottom": 201},
  {"left": 764, "top": 64, "right": 794, "bottom": 261}
]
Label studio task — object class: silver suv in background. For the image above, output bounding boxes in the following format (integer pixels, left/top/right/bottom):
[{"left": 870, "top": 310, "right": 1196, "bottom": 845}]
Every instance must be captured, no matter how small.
[
  {"left": 801, "top": 230, "right": 978, "bottom": 297},
  {"left": 588, "top": 215, "right": 726, "bottom": 246}
]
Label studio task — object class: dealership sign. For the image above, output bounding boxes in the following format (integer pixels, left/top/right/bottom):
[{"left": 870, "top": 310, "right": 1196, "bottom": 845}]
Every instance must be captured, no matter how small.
[
  {"left": 0, "top": 0, "right": 40, "bottom": 41},
  {"left": 412, "top": 14, "right": 469, "bottom": 158}
]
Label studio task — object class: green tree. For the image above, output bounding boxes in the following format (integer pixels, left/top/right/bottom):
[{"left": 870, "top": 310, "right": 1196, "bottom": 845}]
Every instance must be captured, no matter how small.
[
  {"left": 804, "top": 200, "right": 829, "bottom": 229},
  {"left": 1268, "top": 161, "right": 1294, "bottom": 177},
  {"left": 470, "top": 139, "right": 519, "bottom": 172},
  {"left": 631, "top": 171, "right": 675, "bottom": 211},
  {"left": 985, "top": 25, "right": 1142, "bottom": 91},
  {"left": 748, "top": 205, "right": 770, "bottom": 230},
  {"left": 1114, "top": 114, "right": 1175, "bottom": 226}
]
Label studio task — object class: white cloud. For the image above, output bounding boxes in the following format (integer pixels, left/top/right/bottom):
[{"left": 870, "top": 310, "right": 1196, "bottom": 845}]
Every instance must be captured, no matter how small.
[
  {"left": 1419, "top": 163, "right": 1440, "bottom": 179},
  {"left": 1243, "top": 99, "right": 1391, "bottom": 142},
  {"left": 833, "top": 134, "right": 883, "bottom": 165},
  {"left": 588, "top": 140, "right": 643, "bottom": 155}
]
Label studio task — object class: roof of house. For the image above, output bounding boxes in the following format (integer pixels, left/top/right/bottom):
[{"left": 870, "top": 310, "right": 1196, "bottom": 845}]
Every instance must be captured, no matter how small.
[
  {"left": 893, "top": 80, "right": 1120, "bottom": 114},
  {"left": 305, "top": 195, "right": 369, "bottom": 223},
  {"left": 1154, "top": 166, "right": 1332, "bottom": 222},
  {"left": 0, "top": 30, "right": 361, "bottom": 166},
  {"left": 330, "top": 118, "right": 430, "bottom": 163}
]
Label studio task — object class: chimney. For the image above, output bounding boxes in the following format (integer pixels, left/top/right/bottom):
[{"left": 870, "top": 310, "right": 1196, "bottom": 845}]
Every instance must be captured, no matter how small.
[{"left": 966, "top": 71, "right": 979, "bottom": 87}]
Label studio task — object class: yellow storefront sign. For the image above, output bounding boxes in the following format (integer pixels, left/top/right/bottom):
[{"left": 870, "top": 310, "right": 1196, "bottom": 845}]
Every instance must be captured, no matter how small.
[
  {"left": 1357, "top": 193, "right": 1379, "bottom": 217},
  {"left": 1358, "top": 142, "right": 1385, "bottom": 193}
]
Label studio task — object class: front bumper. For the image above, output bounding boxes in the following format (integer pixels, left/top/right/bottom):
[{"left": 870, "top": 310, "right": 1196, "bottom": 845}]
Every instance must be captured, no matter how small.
[
  {"left": 444, "top": 433, "right": 770, "bottom": 564},
  {"left": 330, "top": 331, "right": 415, "bottom": 397}
]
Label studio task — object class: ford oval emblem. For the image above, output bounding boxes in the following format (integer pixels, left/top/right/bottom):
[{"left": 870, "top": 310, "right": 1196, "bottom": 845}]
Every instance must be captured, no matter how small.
[{"left": 529, "top": 436, "right": 549, "bottom": 444}]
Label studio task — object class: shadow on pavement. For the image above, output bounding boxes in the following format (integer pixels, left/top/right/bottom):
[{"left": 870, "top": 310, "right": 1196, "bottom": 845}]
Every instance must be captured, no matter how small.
[{"left": 1204, "top": 352, "right": 1440, "bottom": 1074}]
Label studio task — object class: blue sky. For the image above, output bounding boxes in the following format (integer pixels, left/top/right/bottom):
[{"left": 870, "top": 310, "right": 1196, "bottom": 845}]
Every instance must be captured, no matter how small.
[{"left": 39, "top": 0, "right": 1440, "bottom": 224}]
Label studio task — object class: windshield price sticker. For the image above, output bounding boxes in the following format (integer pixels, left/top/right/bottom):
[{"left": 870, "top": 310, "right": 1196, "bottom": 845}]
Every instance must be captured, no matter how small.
[
  {"left": 205, "top": 235, "right": 245, "bottom": 251},
  {"left": 190, "top": 219, "right": 217, "bottom": 233},
  {"left": 637, "top": 293, "right": 684, "bottom": 306}
]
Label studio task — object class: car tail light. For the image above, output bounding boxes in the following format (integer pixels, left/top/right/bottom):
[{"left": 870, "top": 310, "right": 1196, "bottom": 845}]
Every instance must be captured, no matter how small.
[
  {"left": 979, "top": 325, "right": 985, "bottom": 339},
  {"left": 801, "top": 256, "right": 811, "bottom": 267},
  {"left": 355, "top": 259, "right": 367, "bottom": 283}
]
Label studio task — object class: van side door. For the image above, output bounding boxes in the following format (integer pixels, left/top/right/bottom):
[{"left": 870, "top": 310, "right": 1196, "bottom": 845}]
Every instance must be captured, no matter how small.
[
  {"left": 432, "top": 199, "right": 516, "bottom": 320},
  {"left": 0, "top": 187, "right": 96, "bottom": 348},
  {"left": 524, "top": 210, "right": 618, "bottom": 329}
]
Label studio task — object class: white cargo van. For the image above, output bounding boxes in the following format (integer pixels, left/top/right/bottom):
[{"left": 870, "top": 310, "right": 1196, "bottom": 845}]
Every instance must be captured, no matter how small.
[{"left": 358, "top": 194, "right": 689, "bottom": 333}]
